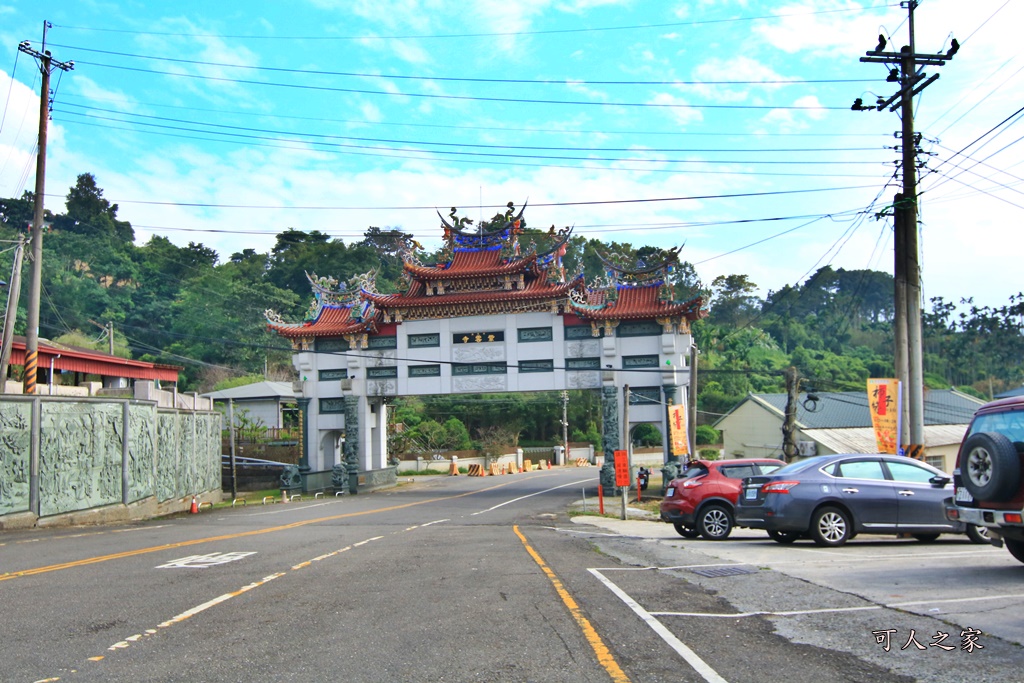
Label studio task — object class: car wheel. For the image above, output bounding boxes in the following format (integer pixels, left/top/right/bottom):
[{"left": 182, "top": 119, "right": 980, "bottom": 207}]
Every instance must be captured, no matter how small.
[
  {"left": 811, "top": 506, "right": 851, "bottom": 547},
  {"left": 697, "top": 504, "right": 733, "bottom": 540},
  {"left": 673, "top": 523, "right": 700, "bottom": 539},
  {"left": 913, "top": 533, "right": 940, "bottom": 543},
  {"left": 767, "top": 529, "right": 801, "bottom": 544},
  {"left": 966, "top": 524, "right": 990, "bottom": 544},
  {"left": 961, "top": 432, "right": 1021, "bottom": 503},
  {"left": 1005, "top": 538, "right": 1024, "bottom": 565}
]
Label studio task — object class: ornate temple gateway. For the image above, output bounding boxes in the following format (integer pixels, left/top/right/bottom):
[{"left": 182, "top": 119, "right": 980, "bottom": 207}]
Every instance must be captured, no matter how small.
[{"left": 265, "top": 203, "right": 706, "bottom": 492}]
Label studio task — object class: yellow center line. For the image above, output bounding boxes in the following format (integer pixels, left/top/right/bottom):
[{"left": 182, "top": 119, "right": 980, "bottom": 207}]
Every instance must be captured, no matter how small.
[
  {"left": 513, "top": 525, "right": 632, "bottom": 683},
  {"left": 0, "top": 479, "right": 522, "bottom": 583}
]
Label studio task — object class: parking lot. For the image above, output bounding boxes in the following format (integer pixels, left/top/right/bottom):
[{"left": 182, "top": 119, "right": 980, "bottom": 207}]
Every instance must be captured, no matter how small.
[{"left": 572, "top": 517, "right": 1024, "bottom": 683}]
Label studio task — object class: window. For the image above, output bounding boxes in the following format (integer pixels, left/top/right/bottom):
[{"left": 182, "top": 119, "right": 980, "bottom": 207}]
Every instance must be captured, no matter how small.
[
  {"left": 409, "top": 365, "right": 441, "bottom": 377},
  {"left": 755, "top": 463, "right": 784, "bottom": 475},
  {"left": 316, "top": 338, "right": 349, "bottom": 353},
  {"left": 318, "top": 369, "right": 347, "bottom": 381},
  {"left": 367, "top": 336, "right": 397, "bottom": 349},
  {"left": 886, "top": 459, "right": 939, "bottom": 483},
  {"left": 367, "top": 367, "right": 398, "bottom": 379},
  {"left": 566, "top": 357, "right": 600, "bottom": 370},
  {"left": 519, "top": 359, "right": 554, "bottom": 373},
  {"left": 836, "top": 459, "right": 886, "bottom": 480},
  {"left": 616, "top": 321, "right": 662, "bottom": 337},
  {"left": 518, "top": 327, "right": 553, "bottom": 343},
  {"left": 629, "top": 387, "right": 661, "bottom": 405},
  {"left": 623, "top": 355, "right": 659, "bottom": 369},
  {"left": 720, "top": 465, "right": 755, "bottom": 479},
  {"left": 452, "top": 362, "right": 507, "bottom": 375},
  {"left": 320, "top": 398, "right": 345, "bottom": 414},
  {"left": 564, "top": 325, "right": 601, "bottom": 339},
  {"left": 408, "top": 333, "right": 440, "bottom": 348}
]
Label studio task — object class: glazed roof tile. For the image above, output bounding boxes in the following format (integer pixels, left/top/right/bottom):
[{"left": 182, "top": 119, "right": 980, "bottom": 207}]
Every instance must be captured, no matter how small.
[
  {"left": 267, "top": 305, "right": 376, "bottom": 338},
  {"left": 573, "top": 285, "right": 702, "bottom": 320},
  {"left": 405, "top": 249, "right": 536, "bottom": 280}
]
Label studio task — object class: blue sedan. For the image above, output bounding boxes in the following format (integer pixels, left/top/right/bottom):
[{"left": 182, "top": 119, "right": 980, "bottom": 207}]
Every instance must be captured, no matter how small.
[{"left": 735, "top": 453, "right": 982, "bottom": 546}]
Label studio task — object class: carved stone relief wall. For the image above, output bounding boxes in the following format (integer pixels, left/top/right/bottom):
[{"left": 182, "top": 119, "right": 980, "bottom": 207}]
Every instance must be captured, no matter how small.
[
  {"left": 0, "top": 399, "right": 221, "bottom": 520},
  {"left": 452, "top": 345, "right": 505, "bottom": 363},
  {"left": 0, "top": 402, "right": 30, "bottom": 516},
  {"left": 40, "top": 402, "right": 123, "bottom": 516},
  {"left": 453, "top": 376, "right": 507, "bottom": 394},
  {"left": 128, "top": 404, "right": 156, "bottom": 504}
]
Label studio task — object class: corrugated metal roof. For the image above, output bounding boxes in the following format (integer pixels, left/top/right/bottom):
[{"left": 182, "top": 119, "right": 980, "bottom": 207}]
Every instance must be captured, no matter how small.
[
  {"left": 203, "top": 381, "right": 296, "bottom": 401},
  {"left": 806, "top": 424, "right": 969, "bottom": 453},
  {"left": 746, "top": 389, "right": 982, "bottom": 429}
]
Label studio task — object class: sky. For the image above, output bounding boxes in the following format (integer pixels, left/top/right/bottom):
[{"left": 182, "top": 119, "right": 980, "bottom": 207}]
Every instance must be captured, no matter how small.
[{"left": 0, "top": 0, "right": 1021, "bottom": 312}]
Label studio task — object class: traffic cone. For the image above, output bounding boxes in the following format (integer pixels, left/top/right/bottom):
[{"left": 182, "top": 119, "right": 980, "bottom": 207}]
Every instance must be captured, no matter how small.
[{"left": 190, "top": 495, "right": 198, "bottom": 514}]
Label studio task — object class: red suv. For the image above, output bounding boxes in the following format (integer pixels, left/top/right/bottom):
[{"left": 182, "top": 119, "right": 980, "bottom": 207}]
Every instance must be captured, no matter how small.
[
  {"left": 660, "top": 458, "right": 784, "bottom": 540},
  {"left": 945, "top": 396, "right": 1024, "bottom": 563}
]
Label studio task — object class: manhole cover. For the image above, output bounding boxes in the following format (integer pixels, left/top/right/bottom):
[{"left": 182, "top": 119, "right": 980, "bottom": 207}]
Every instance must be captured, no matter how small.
[{"left": 689, "top": 566, "right": 756, "bottom": 578}]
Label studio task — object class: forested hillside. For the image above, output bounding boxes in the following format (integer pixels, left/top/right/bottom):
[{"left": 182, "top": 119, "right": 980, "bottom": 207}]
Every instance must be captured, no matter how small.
[{"left": 2, "top": 174, "right": 1021, "bottom": 442}]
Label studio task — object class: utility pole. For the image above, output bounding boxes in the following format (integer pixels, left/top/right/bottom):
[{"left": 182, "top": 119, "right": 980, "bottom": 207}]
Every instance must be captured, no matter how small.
[
  {"left": 107, "top": 321, "right": 114, "bottom": 355},
  {"left": 782, "top": 366, "right": 799, "bottom": 462},
  {"left": 688, "top": 344, "right": 699, "bottom": 456},
  {"left": 560, "top": 390, "right": 569, "bottom": 467},
  {"left": 19, "top": 23, "right": 74, "bottom": 394},
  {"left": 0, "top": 236, "right": 26, "bottom": 390},
  {"left": 855, "top": 1, "right": 956, "bottom": 455}
]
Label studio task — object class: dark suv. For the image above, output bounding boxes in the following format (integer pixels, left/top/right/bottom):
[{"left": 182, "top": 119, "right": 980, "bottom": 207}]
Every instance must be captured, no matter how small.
[
  {"left": 660, "top": 458, "right": 784, "bottom": 540},
  {"left": 945, "top": 396, "right": 1024, "bottom": 564}
]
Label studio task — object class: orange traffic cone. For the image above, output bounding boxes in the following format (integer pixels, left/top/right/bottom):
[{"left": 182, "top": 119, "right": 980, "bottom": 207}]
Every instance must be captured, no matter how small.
[{"left": 190, "top": 495, "right": 198, "bottom": 514}]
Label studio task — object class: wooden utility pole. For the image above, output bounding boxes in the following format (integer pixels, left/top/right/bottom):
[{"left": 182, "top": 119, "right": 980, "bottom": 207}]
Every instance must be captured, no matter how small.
[
  {"left": 19, "top": 23, "right": 74, "bottom": 395},
  {"left": 108, "top": 321, "right": 114, "bottom": 355},
  {"left": 0, "top": 237, "right": 26, "bottom": 390},
  {"left": 857, "top": 1, "right": 957, "bottom": 454}
]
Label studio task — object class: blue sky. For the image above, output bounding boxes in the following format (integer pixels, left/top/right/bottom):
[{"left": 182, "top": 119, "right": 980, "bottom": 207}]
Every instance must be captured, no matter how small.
[{"left": 1, "top": 1, "right": 1021, "bottom": 311}]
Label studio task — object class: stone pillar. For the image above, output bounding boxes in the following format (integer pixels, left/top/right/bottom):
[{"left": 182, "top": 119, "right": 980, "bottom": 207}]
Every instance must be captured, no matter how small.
[
  {"left": 344, "top": 395, "right": 360, "bottom": 494},
  {"left": 297, "top": 397, "right": 310, "bottom": 473},
  {"left": 599, "top": 385, "right": 619, "bottom": 493}
]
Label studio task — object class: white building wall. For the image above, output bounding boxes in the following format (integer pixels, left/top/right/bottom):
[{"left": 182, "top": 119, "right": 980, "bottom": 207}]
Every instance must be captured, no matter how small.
[{"left": 293, "top": 311, "right": 694, "bottom": 473}]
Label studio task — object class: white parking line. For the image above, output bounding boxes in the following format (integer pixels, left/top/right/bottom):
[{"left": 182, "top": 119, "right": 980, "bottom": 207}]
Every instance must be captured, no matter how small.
[{"left": 589, "top": 568, "right": 729, "bottom": 683}]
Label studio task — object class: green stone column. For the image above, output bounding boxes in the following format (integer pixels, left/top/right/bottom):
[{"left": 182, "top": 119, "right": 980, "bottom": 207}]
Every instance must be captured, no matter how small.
[
  {"left": 599, "top": 385, "right": 619, "bottom": 493},
  {"left": 344, "top": 396, "right": 360, "bottom": 494},
  {"left": 297, "top": 397, "right": 310, "bottom": 472}
]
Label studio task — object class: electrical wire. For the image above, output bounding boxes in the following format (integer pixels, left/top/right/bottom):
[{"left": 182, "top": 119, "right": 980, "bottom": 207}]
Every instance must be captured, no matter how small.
[
  {"left": 47, "top": 43, "right": 881, "bottom": 88},
  {"left": 51, "top": 5, "right": 896, "bottom": 41},
  {"left": 68, "top": 60, "right": 853, "bottom": 111}
]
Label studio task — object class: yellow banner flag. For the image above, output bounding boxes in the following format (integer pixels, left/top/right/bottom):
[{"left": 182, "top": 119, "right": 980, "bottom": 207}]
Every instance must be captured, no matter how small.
[
  {"left": 867, "top": 379, "right": 901, "bottom": 454},
  {"left": 668, "top": 403, "right": 689, "bottom": 457}
]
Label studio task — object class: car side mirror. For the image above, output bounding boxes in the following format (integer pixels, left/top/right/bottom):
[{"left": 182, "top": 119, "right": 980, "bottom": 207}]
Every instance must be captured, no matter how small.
[{"left": 929, "top": 475, "right": 951, "bottom": 488}]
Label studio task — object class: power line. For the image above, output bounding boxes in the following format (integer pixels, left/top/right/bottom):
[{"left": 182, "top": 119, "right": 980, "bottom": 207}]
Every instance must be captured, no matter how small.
[
  {"left": 51, "top": 5, "right": 894, "bottom": 41},
  {"left": 58, "top": 118, "right": 889, "bottom": 180},
  {"left": 48, "top": 43, "right": 881, "bottom": 87},
  {"left": 68, "top": 60, "right": 854, "bottom": 111},
  {"left": 59, "top": 103, "right": 884, "bottom": 155}
]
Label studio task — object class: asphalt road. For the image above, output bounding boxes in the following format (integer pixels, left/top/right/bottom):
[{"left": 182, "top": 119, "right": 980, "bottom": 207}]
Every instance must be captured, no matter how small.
[{"left": 2, "top": 468, "right": 1023, "bottom": 683}]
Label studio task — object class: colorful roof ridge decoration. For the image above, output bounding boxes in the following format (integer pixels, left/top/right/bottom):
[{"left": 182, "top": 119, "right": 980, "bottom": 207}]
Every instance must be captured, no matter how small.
[
  {"left": 266, "top": 203, "right": 706, "bottom": 346},
  {"left": 265, "top": 271, "right": 379, "bottom": 340}
]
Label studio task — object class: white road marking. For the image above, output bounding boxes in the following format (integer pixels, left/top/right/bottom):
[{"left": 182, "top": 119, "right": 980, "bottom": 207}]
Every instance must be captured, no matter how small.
[
  {"left": 155, "top": 551, "right": 257, "bottom": 569},
  {"left": 471, "top": 478, "right": 594, "bottom": 514},
  {"left": 589, "top": 568, "right": 729, "bottom": 683}
]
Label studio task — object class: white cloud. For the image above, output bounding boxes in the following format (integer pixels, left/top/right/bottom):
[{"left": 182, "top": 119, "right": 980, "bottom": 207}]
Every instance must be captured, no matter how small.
[{"left": 646, "top": 92, "right": 703, "bottom": 128}]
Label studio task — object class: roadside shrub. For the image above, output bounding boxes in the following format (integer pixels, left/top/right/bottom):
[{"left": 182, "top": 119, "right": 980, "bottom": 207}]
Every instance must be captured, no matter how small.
[{"left": 695, "top": 425, "right": 720, "bottom": 445}]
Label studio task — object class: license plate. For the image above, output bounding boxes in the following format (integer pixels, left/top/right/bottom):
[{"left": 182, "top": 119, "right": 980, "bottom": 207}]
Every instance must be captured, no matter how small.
[
  {"left": 665, "top": 489, "right": 674, "bottom": 498},
  {"left": 745, "top": 487, "right": 757, "bottom": 500},
  {"left": 954, "top": 487, "right": 974, "bottom": 503}
]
